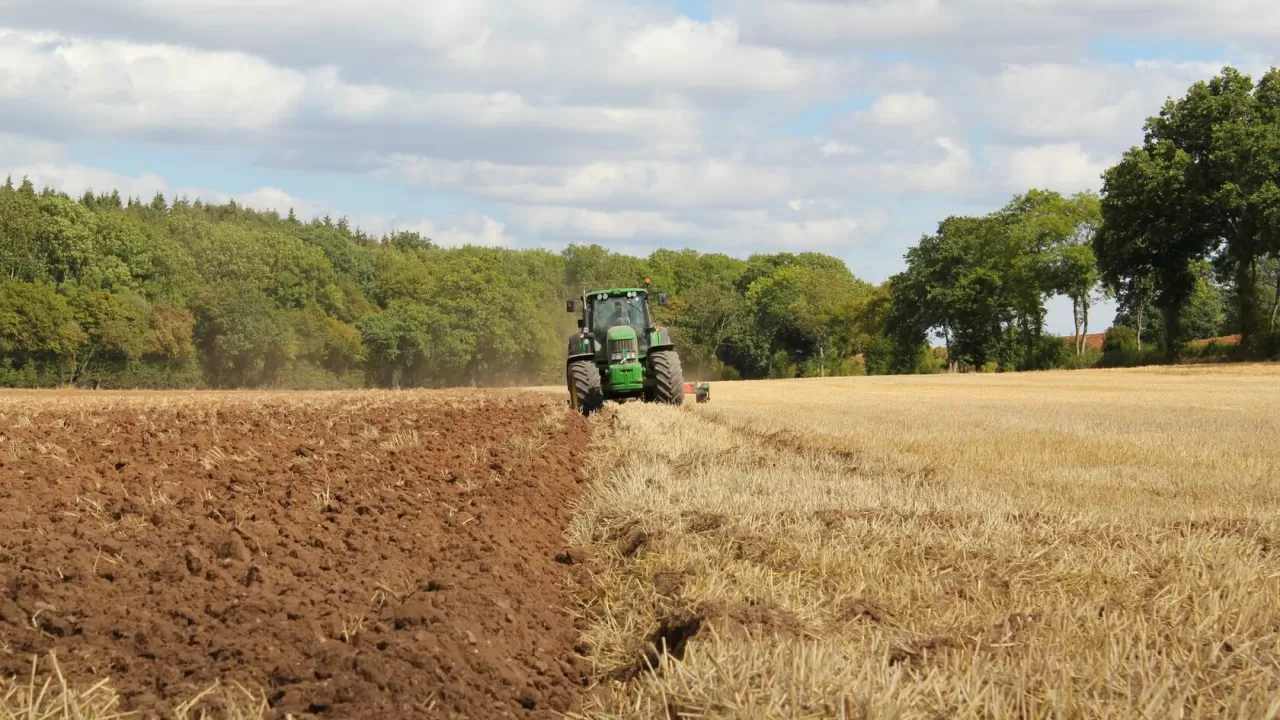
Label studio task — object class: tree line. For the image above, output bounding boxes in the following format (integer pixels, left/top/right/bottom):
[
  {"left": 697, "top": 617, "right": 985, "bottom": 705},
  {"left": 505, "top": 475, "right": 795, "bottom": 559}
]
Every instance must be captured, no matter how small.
[
  {"left": 0, "top": 178, "right": 889, "bottom": 388},
  {"left": 882, "top": 64, "right": 1280, "bottom": 373},
  {"left": 1095, "top": 66, "right": 1280, "bottom": 361},
  {"left": 2, "top": 64, "right": 1276, "bottom": 389}
]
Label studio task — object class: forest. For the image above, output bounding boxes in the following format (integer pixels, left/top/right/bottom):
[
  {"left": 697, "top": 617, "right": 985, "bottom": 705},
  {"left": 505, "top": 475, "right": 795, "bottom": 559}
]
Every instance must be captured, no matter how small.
[
  {"left": 1, "top": 65, "right": 1278, "bottom": 389},
  {"left": 0, "top": 179, "right": 888, "bottom": 388}
]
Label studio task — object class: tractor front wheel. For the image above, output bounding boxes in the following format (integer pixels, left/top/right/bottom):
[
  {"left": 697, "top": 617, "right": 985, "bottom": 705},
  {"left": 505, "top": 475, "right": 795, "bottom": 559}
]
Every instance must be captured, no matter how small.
[
  {"left": 568, "top": 360, "right": 604, "bottom": 416},
  {"left": 649, "top": 349, "right": 685, "bottom": 405}
]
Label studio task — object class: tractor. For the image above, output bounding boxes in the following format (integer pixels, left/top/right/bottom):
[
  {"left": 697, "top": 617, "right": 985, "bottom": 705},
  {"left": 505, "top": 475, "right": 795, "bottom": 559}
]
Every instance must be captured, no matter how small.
[{"left": 564, "top": 278, "right": 687, "bottom": 415}]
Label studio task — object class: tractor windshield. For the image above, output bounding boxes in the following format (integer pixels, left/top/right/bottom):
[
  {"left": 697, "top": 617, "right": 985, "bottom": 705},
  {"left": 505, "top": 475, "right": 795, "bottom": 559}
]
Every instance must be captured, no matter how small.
[{"left": 591, "top": 294, "right": 650, "bottom": 347}]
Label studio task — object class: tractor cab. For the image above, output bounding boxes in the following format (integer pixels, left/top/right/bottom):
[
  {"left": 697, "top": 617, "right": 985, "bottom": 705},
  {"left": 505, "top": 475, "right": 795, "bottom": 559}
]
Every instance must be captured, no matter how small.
[
  {"left": 590, "top": 293, "right": 652, "bottom": 356},
  {"left": 566, "top": 283, "right": 668, "bottom": 355}
]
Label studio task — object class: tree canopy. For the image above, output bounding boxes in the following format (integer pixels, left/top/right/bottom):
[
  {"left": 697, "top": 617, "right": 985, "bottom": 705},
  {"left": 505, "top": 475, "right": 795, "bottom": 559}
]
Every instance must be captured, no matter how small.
[
  {"left": 884, "top": 190, "right": 1107, "bottom": 373},
  {"left": 0, "top": 181, "right": 880, "bottom": 388},
  {"left": 1095, "top": 66, "right": 1280, "bottom": 358}
]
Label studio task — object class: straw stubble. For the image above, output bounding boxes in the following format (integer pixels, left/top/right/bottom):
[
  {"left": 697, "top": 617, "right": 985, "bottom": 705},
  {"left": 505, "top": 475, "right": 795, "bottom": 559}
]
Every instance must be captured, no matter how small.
[{"left": 567, "top": 365, "right": 1280, "bottom": 719}]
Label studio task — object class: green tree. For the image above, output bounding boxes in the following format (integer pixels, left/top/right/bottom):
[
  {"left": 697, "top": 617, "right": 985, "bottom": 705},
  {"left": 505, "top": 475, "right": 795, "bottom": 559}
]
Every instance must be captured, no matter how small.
[
  {"left": 562, "top": 244, "right": 650, "bottom": 294},
  {"left": 191, "top": 282, "right": 296, "bottom": 387},
  {"left": 66, "top": 287, "right": 152, "bottom": 383},
  {"left": 1114, "top": 259, "right": 1228, "bottom": 348},
  {"left": 146, "top": 303, "right": 197, "bottom": 369},
  {"left": 0, "top": 280, "right": 85, "bottom": 384},
  {"left": 742, "top": 257, "right": 870, "bottom": 377},
  {"left": 1096, "top": 142, "right": 1203, "bottom": 359},
  {"left": 357, "top": 301, "right": 433, "bottom": 389},
  {"left": 1099, "top": 66, "right": 1280, "bottom": 358},
  {"left": 887, "top": 215, "right": 1019, "bottom": 372}
]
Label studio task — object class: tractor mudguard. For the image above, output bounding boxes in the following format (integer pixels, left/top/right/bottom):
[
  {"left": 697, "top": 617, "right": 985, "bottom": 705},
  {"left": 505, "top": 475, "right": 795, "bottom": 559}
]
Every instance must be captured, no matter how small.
[
  {"left": 566, "top": 331, "right": 594, "bottom": 363},
  {"left": 646, "top": 326, "right": 675, "bottom": 354}
]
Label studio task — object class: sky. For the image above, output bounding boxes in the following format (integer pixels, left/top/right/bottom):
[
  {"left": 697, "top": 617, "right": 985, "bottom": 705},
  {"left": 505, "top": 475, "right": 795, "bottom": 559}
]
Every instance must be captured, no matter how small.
[{"left": 2, "top": 0, "right": 1278, "bottom": 335}]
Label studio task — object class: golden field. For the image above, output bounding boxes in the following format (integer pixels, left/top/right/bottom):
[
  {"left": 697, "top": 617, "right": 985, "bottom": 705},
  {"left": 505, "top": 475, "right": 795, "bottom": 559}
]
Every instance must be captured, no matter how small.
[{"left": 567, "top": 365, "right": 1280, "bottom": 719}]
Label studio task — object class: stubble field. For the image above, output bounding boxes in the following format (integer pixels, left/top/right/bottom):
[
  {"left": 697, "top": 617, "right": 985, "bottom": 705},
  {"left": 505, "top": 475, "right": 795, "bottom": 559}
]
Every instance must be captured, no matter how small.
[
  {"left": 568, "top": 365, "right": 1280, "bottom": 718},
  {"left": 2, "top": 365, "right": 1278, "bottom": 719}
]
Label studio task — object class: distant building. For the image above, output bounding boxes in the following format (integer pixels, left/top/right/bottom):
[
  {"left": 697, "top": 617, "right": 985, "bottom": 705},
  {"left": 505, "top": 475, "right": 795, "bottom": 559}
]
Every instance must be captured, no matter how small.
[
  {"left": 1068, "top": 332, "right": 1107, "bottom": 351},
  {"left": 1058, "top": 331, "right": 1242, "bottom": 349},
  {"left": 1187, "top": 334, "right": 1241, "bottom": 347}
]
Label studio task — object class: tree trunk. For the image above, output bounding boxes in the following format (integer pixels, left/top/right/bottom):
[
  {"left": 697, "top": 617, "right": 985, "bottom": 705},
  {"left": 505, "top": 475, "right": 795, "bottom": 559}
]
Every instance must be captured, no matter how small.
[
  {"left": 1236, "top": 255, "right": 1260, "bottom": 349},
  {"left": 1270, "top": 266, "right": 1280, "bottom": 332},
  {"left": 943, "top": 325, "right": 953, "bottom": 373},
  {"left": 1135, "top": 285, "right": 1145, "bottom": 353},
  {"left": 73, "top": 347, "right": 96, "bottom": 387},
  {"left": 391, "top": 367, "right": 402, "bottom": 390},
  {"left": 1024, "top": 318, "right": 1034, "bottom": 370},
  {"left": 1081, "top": 299, "right": 1089, "bottom": 354},
  {"left": 1072, "top": 296, "right": 1082, "bottom": 356},
  {"left": 1162, "top": 294, "right": 1182, "bottom": 362}
]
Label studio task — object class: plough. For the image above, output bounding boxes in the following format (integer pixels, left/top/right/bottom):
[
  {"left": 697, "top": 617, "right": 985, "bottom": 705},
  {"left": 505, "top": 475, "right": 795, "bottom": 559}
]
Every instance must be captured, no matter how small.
[{"left": 683, "top": 382, "right": 710, "bottom": 404}]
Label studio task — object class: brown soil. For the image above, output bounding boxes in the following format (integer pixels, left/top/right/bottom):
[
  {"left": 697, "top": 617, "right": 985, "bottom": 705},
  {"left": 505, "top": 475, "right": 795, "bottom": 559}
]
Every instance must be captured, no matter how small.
[{"left": 0, "top": 389, "right": 590, "bottom": 719}]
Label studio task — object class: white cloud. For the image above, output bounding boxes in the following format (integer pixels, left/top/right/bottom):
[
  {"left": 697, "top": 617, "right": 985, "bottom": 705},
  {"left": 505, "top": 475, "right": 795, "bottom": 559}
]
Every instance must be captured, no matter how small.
[
  {"left": 906, "top": 137, "right": 974, "bottom": 194},
  {"left": 765, "top": 213, "right": 888, "bottom": 249},
  {"left": 864, "top": 92, "right": 943, "bottom": 130},
  {"left": 509, "top": 200, "right": 889, "bottom": 255},
  {"left": 5, "top": 153, "right": 331, "bottom": 220},
  {"left": 723, "top": 0, "right": 1280, "bottom": 56},
  {"left": 227, "top": 187, "right": 328, "bottom": 220},
  {"left": 993, "top": 142, "right": 1114, "bottom": 192},
  {"left": 373, "top": 155, "right": 796, "bottom": 211},
  {"left": 0, "top": 133, "right": 476, "bottom": 242},
  {"left": 616, "top": 17, "right": 835, "bottom": 94},
  {"left": 0, "top": 131, "right": 63, "bottom": 166},
  {"left": 820, "top": 140, "right": 860, "bottom": 156},
  {"left": 395, "top": 213, "right": 517, "bottom": 248},
  {"left": 0, "top": 29, "right": 306, "bottom": 138},
  {"left": 512, "top": 206, "right": 698, "bottom": 240},
  {"left": 0, "top": 26, "right": 707, "bottom": 165},
  {"left": 0, "top": 2, "right": 845, "bottom": 103},
  {"left": 846, "top": 136, "right": 977, "bottom": 196},
  {"left": 2, "top": 147, "right": 170, "bottom": 201},
  {"left": 976, "top": 61, "right": 1223, "bottom": 146}
]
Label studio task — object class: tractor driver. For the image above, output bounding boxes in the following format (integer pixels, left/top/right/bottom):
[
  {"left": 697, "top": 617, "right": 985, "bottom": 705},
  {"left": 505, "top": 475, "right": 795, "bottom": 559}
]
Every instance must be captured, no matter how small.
[{"left": 599, "top": 298, "right": 636, "bottom": 333}]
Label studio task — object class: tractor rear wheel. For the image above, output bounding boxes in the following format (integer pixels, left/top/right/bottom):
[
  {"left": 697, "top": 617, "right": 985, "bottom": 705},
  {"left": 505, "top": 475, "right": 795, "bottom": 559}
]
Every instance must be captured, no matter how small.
[
  {"left": 568, "top": 360, "right": 604, "bottom": 416},
  {"left": 649, "top": 349, "right": 685, "bottom": 405}
]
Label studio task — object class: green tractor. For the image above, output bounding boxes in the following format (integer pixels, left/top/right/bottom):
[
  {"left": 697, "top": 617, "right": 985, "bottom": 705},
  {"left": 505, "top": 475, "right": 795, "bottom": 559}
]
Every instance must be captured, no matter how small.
[{"left": 564, "top": 279, "right": 685, "bottom": 415}]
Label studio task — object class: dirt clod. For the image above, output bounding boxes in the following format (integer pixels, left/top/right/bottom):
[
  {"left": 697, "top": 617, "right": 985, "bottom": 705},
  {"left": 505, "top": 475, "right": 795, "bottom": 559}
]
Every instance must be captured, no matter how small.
[
  {"left": 620, "top": 529, "right": 653, "bottom": 557},
  {"left": 555, "top": 547, "right": 590, "bottom": 565},
  {"left": 889, "top": 635, "right": 961, "bottom": 666},
  {"left": 652, "top": 571, "right": 688, "bottom": 598},
  {"left": 650, "top": 609, "right": 704, "bottom": 661},
  {"left": 837, "top": 596, "right": 892, "bottom": 624}
]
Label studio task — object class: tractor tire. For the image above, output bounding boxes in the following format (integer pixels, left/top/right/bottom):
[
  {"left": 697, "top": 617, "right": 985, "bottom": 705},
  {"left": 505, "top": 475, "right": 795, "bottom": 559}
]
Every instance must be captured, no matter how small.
[
  {"left": 568, "top": 360, "right": 604, "bottom": 416},
  {"left": 649, "top": 349, "right": 686, "bottom": 405}
]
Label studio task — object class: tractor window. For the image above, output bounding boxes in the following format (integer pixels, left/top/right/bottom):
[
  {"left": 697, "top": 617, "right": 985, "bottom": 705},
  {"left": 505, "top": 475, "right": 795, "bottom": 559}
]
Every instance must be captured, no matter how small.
[{"left": 591, "top": 295, "right": 649, "bottom": 346}]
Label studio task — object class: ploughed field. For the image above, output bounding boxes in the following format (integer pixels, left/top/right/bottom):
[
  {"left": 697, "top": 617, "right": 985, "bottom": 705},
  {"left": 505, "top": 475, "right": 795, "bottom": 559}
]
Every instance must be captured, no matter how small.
[{"left": 0, "top": 389, "right": 592, "bottom": 719}]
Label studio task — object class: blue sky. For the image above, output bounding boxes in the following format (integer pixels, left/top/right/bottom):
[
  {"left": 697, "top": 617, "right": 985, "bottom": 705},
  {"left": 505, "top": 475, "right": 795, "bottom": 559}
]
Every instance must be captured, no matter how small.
[{"left": 3, "top": 0, "right": 1278, "bottom": 335}]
